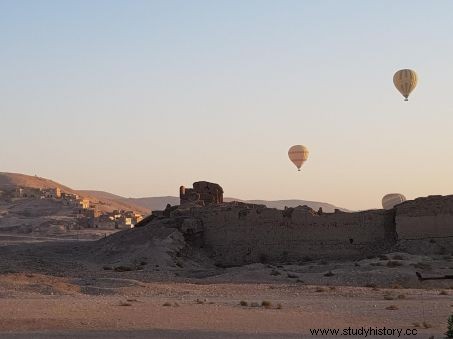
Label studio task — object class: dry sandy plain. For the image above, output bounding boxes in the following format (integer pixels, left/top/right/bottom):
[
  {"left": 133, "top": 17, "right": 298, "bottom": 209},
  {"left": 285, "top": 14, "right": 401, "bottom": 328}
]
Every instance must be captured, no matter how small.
[{"left": 0, "top": 234, "right": 452, "bottom": 338}]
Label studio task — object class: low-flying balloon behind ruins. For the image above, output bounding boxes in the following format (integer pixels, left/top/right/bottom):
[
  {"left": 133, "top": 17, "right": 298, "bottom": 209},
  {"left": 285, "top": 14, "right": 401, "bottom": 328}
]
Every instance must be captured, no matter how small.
[
  {"left": 393, "top": 69, "right": 418, "bottom": 101},
  {"left": 288, "top": 145, "right": 309, "bottom": 171},
  {"left": 382, "top": 193, "right": 406, "bottom": 210}
]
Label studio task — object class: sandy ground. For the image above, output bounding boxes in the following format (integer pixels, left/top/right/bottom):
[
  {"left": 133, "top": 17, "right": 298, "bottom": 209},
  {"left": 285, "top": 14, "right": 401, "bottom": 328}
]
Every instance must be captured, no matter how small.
[{"left": 0, "top": 273, "right": 451, "bottom": 337}]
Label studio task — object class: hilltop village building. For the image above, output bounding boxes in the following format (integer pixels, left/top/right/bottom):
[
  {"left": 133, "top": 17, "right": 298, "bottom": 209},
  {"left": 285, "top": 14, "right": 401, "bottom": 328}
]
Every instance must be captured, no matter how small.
[
  {"left": 90, "top": 210, "right": 143, "bottom": 229},
  {"left": 15, "top": 187, "right": 42, "bottom": 198},
  {"left": 79, "top": 198, "right": 90, "bottom": 209},
  {"left": 14, "top": 187, "right": 62, "bottom": 199},
  {"left": 8, "top": 186, "right": 144, "bottom": 230},
  {"left": 44, "top": 187, "right": 61, "bottom": 199}
]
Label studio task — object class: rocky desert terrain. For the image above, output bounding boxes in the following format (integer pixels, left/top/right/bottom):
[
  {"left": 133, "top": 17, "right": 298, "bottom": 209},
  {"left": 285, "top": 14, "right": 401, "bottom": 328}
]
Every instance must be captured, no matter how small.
[{"left": 0, "top": 224, "right": 452, "bottom": 338}]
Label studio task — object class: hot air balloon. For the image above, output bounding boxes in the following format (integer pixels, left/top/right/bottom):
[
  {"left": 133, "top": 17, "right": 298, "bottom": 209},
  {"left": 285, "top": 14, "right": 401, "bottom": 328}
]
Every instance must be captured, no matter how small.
[
  {"left": 393, "top": 69, "right": 418, "bottom": 101},
  {"left": 382, "top": 193, "right": 406, "bottom": 210},
  {"left": 288, "top": 145, "right": 309, "bottom": 171}
]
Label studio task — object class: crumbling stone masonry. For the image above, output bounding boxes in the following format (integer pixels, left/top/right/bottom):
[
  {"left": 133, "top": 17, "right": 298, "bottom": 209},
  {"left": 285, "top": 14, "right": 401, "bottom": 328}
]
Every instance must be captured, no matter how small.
[
  {"left": 145, "top": 201, "right": 396, "bottom": 266},
  {"left": 395, "top": 195, "right": 453, "bottom": 254},
  {"left": 192, "top": 203, "right": 396, "bottom": 266},
  {"left": 180, "top": 181, "right": 223, "bottom": 206}
]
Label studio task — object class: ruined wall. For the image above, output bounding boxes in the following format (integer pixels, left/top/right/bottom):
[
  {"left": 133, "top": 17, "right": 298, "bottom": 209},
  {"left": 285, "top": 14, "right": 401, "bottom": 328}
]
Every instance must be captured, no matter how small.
[
  {"left": 187, "top": 204, "right": 395, "bottom": 266},
  {"left": 396, "top": 195, "right": 453, "bottom": 239},
  {"left": 148, "top": 186, "right": 453, "bottom": 265},
  {"left": 395, "top": 195, "right": 453, "bottom": 254}
]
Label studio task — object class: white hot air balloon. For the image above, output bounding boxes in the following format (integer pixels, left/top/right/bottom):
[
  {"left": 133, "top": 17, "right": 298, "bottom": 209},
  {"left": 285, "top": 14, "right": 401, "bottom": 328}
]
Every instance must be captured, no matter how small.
[
  {"left": 288, "top": 145, "right": 309, "bottom": 171},
  {"left": 382, "top": 193, "right": 406, "bottom": 210}
]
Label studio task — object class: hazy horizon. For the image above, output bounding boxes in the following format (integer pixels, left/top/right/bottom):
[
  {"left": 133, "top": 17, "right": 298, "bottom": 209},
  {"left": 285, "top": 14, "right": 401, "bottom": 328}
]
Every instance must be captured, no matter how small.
[{"left": 2, "top": 1, "right": 453, "bottom": 210}]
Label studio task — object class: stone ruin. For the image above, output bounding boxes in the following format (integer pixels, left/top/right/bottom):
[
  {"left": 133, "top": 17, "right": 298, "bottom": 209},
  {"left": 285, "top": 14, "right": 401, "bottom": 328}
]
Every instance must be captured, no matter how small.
[
  {"left": 180, "top": 181, "right": 223, "bottom": 206},
  {"left": 137, "top": 181, "right": 453, "bottom": 266}
]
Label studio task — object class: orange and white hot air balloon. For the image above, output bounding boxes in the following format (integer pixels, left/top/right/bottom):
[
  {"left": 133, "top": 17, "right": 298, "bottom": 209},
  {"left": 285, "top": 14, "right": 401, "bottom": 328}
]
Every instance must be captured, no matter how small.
[
  {"left": 382, "top": 193, "right": 406, "bottom": 210},
  {"left": 288, "top": 145, "right": 309, "bottom": 171},
  {"left": 393, "top": 69, "right": 418, "bottom": 101}
]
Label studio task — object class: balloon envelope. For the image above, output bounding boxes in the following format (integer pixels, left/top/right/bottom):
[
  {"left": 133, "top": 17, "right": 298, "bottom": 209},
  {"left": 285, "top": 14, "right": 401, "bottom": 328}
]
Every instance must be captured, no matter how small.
[
  {"left": 382, "top": 193, "right": 406, "bottom": 210},
  {"left": 288, "top": 145, "right": 309, "bottom": 171},
  {"left": 393, "top": 69, "right": 418, "bottom": 101}
]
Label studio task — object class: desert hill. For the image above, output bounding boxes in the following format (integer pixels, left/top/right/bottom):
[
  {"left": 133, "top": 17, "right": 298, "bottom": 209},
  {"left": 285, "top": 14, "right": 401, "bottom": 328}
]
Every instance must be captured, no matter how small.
[
  {"left": 81, "top": 191, "right": 349, "bottom": 213},
  {"left": 0, "top": 173, "right": 148, "bottom": 215},
  {"left": 0, "top": 172, "right": 76, "bottom": 194},
  {"left": 77, "top": 191, "right": 149, "bottom": 215},
  {"left": 77, "top": 190, "right": 179, "bottom": 213},
  {"left": 80, "top": 191, "right": 180, "bottom": 212}
]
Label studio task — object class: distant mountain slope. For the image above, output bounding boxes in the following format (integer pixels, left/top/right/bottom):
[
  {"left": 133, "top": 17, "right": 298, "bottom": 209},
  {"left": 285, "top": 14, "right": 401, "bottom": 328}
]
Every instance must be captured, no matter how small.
[
  {"left": 226, "top": 199, "right": 351, "bottom": 213},
  {"left": 129, "top": 196, "right": 180, "bottom": 211},
  {"left": 76, "top": 190, "right": 131, "bottom": 204},
  {"left": 100, "top": 195, "right": 350, "bottom": 213},
  {"left": 78, "top": 191, "right": 179, "bottom": 212}
]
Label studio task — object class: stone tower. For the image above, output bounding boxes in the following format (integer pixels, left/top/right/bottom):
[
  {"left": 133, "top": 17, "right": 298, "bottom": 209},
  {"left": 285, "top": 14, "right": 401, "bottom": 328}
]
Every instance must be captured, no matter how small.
[{"left": 180, "top": 181, "right": 224, "bottom": 206}]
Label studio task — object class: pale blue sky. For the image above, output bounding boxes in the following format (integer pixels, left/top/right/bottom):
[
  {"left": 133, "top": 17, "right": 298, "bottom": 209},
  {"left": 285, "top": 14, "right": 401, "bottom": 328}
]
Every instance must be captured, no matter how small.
[{"left": 1, "top": 1, "right": 452, "bottom": 210}]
